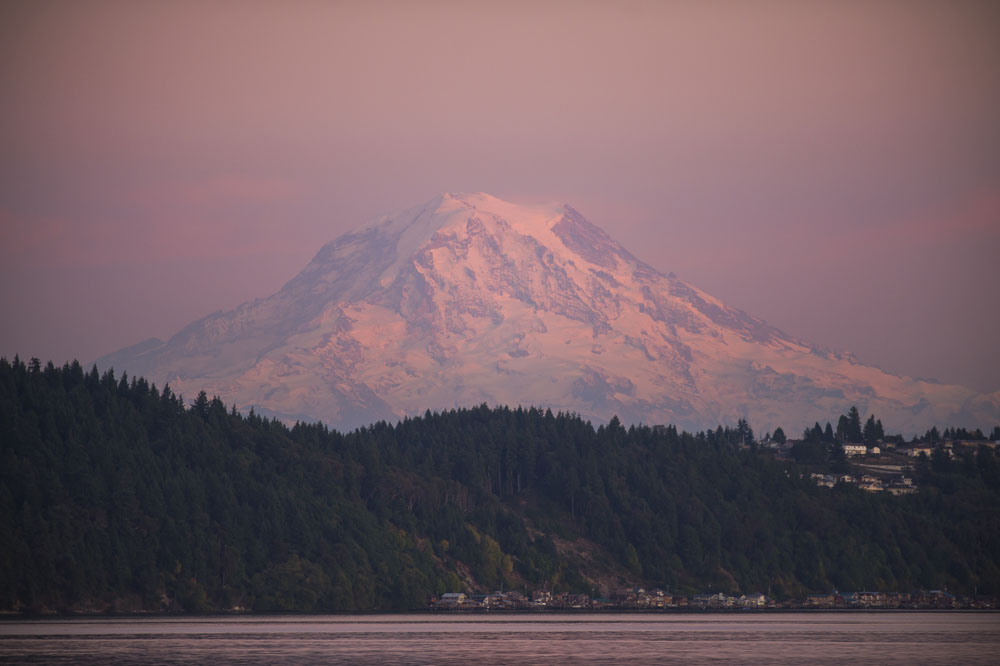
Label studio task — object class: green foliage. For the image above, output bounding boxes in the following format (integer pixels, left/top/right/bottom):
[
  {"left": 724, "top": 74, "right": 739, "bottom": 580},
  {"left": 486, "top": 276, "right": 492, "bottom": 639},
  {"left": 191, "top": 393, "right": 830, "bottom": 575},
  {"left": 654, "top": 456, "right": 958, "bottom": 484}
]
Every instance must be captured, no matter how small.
[{"left": 2, "top": 357, "right": 999, "bottom": 612}]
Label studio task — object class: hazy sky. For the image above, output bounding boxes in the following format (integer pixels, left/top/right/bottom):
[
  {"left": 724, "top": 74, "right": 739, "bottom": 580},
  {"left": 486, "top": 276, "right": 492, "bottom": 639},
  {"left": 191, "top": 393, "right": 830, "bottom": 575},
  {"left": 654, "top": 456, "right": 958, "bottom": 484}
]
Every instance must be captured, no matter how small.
[{"left": 2, "top": 0, "right": 998, "bottom": 393}]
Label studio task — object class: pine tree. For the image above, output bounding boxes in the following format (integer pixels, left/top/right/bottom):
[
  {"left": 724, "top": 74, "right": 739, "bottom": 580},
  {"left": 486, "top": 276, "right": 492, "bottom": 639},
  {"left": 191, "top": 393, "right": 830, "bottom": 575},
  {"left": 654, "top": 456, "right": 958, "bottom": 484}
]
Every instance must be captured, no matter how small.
[
  {"left": 192, "top": 390, "right": 210, "bottom": 418},
  {"left": 836, "top": 414, "right": 850, "bottom": 442},
  {"left": 846, "top": 406, "right": 863, "bottom": 442},
  {"left": 863, "top": 415, "right": 878, "bottom": 444},
  {"left": 736, "top": 418, "right": 754, "bottom": 446},
  {"left": 808, "top": 423, "right": 823, "bottom": 443}
]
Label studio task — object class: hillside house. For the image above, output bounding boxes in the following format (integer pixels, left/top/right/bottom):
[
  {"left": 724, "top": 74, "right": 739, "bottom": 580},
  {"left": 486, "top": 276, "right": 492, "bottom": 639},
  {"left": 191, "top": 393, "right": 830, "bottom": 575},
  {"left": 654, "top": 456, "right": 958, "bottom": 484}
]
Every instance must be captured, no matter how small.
[
  {"left": 858, "top": 476, "right": 883, "bottom": 492},
  {"left": 843, "top": 443, "right": 867, "bottom": 456}
]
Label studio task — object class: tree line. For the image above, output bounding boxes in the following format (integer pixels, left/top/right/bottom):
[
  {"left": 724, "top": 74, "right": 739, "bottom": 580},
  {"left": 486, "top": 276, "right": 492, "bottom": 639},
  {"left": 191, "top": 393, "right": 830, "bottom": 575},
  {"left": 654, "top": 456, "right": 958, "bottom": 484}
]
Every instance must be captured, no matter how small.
[{"left": 2, "top": 357, "right": 998, "bottom": 612}]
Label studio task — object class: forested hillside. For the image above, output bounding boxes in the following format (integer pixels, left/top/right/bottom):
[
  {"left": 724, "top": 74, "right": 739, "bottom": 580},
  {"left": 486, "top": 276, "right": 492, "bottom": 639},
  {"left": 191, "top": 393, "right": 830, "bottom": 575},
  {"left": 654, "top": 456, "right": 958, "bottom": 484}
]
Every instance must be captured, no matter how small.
[{"left": 2, "top": 357, "right": 999, "bottom": 612}]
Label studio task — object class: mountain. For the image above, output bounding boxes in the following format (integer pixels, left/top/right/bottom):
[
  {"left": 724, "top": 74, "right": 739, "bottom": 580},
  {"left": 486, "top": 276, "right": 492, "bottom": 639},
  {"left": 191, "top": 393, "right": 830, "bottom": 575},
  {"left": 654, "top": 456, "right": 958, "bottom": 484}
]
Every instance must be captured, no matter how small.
[{"left": 97, "top": 192, "right": 999, "bottom": 434}]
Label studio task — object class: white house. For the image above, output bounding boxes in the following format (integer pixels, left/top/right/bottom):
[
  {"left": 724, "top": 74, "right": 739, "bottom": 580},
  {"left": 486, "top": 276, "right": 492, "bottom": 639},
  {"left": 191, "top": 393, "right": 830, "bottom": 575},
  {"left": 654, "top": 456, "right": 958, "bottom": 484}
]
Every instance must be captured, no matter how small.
[{"left": 434, "top": 592, "right": 467, "bottom": 608}]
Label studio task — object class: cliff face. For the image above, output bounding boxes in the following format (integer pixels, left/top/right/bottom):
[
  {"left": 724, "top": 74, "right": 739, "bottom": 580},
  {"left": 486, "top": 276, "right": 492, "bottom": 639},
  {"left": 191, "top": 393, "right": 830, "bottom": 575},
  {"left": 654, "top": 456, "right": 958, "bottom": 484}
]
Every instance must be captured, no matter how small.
[{"left": 97, "top": 192, "right": 999, "bottom": 433}]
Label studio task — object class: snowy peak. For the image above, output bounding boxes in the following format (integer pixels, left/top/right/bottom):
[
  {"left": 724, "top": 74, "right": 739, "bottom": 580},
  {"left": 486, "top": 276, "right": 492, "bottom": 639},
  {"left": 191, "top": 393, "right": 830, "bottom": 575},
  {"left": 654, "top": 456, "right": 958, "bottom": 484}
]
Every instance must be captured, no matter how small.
[
  {"left": 364, "top": 192, "right": 561, "bottom": 241},
  {"left": 329, "top": 193, "right": 566, "bottom": 290},
  {"left": 354, "top": 192, "right": 649, "bottom": 288},
  {"left": 95, "top": 193, "right": 1000, "bottom": 434}
]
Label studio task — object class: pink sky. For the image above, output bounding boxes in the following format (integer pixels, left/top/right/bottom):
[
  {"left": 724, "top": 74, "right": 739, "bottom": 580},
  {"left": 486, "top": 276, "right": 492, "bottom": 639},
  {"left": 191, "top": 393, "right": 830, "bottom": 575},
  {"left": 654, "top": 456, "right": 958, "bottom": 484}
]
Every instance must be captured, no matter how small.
[{"left": 1, "top": 0, "right": 999, "bottom": 393}]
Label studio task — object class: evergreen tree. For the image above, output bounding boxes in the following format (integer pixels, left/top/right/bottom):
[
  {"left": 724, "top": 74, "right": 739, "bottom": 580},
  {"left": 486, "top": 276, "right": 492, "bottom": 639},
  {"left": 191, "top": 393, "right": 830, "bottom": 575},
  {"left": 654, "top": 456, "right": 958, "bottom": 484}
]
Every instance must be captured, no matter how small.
[
  {"left": 192, "top": 390, "right": 210, "bottom": 417},
  {"left": 736, "top": 418, "right": 754, "bottom": 446},
  {"left": 803, "top": 423, "right": 824, "bottom": 443},
  {"left": 863, "top": 415, "right": 878, "bottom": 444},
  {"left": 836, "top": 414, "right": 850, "bottom": 442},
  {"left": 846, "top": 406, "right": 863, "bottom": 442}
]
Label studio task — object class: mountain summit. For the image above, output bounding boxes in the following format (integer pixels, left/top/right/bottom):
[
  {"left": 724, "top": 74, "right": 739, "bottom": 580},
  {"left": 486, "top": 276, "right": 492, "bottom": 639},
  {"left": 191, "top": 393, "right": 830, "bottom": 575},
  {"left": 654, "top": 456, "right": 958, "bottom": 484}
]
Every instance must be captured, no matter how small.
[{"left": 98, "top": 193, "right": 998, "bottom": 433}]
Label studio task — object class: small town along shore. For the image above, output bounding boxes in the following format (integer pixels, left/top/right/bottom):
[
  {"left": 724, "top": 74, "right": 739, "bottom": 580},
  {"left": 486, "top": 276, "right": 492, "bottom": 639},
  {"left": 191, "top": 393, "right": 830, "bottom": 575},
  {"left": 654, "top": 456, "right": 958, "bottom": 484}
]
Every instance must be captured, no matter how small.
[{"left": 430, "top": 588, "right": 996, "bottom": 611}]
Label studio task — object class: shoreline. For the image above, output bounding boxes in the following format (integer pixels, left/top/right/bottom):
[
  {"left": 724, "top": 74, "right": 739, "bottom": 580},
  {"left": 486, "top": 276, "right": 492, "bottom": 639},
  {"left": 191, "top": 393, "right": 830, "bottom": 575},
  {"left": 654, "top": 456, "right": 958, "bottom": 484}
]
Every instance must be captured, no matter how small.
[{"left": 2, "top": 606, "right": 996, "bottom": 620}]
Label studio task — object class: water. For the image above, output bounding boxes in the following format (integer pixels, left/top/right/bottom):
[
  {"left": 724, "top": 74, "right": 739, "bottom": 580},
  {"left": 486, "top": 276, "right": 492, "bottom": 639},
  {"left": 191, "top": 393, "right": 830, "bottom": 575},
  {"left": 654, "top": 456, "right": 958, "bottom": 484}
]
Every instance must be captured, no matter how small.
[{"left": 1, "top": 612, "right": 998, "bottom": 664}]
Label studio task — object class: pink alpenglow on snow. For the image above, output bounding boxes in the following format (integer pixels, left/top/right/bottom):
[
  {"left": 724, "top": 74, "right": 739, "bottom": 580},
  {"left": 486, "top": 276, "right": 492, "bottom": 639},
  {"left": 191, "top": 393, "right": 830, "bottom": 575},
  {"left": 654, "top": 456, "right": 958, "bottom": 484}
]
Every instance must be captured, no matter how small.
[{"left": 96, "top": 193, "right": 1000, "bottom": 434}]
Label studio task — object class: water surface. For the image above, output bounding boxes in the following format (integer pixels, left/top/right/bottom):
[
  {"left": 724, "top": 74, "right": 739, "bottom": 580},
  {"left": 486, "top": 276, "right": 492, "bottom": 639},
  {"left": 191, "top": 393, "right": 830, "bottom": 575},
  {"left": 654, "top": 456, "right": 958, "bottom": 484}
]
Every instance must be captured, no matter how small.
[{"left": 2, "top": 612, "right": 997, "bottom": 664}]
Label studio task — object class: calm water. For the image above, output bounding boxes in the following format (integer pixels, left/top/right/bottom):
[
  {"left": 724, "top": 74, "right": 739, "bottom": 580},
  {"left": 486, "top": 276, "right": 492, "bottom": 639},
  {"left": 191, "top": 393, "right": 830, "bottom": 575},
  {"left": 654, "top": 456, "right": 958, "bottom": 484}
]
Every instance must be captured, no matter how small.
[{"left": 1, "top": 612, "right": 998, "bottom": 664}]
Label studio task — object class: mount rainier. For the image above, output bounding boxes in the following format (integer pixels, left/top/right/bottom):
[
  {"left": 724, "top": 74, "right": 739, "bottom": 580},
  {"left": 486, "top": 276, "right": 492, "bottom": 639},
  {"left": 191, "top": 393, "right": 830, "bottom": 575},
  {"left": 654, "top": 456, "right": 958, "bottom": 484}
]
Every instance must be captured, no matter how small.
[{"left": 98, "top": 192, "right": 999, "bottom": 434}]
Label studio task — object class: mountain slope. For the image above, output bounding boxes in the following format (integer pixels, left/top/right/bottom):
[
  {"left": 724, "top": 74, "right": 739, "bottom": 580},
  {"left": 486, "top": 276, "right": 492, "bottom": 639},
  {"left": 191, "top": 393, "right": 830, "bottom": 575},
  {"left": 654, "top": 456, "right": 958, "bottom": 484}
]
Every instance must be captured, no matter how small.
[{"left": 97, "top": 192, "right": 999, "bottom": 433}]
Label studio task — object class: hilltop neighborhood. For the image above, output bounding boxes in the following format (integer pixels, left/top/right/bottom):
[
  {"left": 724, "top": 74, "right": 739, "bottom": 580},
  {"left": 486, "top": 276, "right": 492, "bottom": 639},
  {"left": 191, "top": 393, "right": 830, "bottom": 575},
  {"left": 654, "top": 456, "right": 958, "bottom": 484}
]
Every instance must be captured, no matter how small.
[{"left": 773, "top": 437, "right": 1000, "bottom": 493}]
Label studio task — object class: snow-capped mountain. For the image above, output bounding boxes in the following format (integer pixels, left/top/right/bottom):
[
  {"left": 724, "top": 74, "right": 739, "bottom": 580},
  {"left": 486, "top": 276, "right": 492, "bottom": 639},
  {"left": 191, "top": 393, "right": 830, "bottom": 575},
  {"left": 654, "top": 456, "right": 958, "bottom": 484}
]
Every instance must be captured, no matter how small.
[{"left": 97, "top": 192, "right": 999, "bottom": 434}]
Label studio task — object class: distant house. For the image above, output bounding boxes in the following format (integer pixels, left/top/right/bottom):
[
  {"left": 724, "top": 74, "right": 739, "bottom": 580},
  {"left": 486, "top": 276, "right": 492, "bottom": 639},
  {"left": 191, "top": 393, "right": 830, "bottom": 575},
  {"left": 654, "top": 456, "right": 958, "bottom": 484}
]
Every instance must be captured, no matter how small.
[
  {"left": 858, "top": 475, "right": 883, "bottom": 492},
  {"left": 532, "top": 590, "right": 553, "bottom": 606},
  {"left": 433, "top": 592, "right": 467, "bottom": 608},
  {"left": 613, "top": 587, "right": 670, "bottom": 608},
  {"left": 886, "top": 475, "right": 915, "bottom": 495},
  {"left": 691, "top": 593, "right": 728, "bottom": 608},
  {"left": 847, "top": 591, "right": 884, "bottom": 607},
  {"left": 648, "top": 589, "right": 669, "bottom": 608},
  {"left": 612, "top": 587, "right": 643, "bottom": 604},
  {"left": 655, "top": 591, "right": 672, "bottom": 607},
  {"left": 737, "top": 593, "right": 766, "bottom": 608},
  {"left": 475, "top": 593, "right": 505, "bottom": 608},
  {"left": 928, "top": 590, "right": 959, "bottom": 608},
  {"left": 805, "top": 593, "right": 836, "bottom": 608},
  {"left": 843, "top": 443, "right": 867, "bottom": 457}
]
